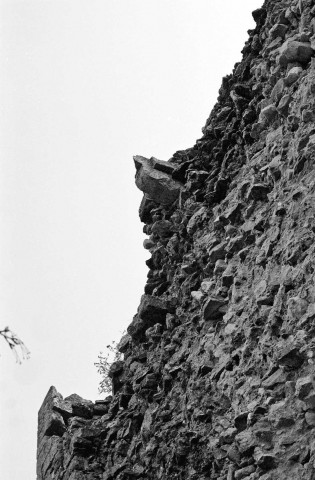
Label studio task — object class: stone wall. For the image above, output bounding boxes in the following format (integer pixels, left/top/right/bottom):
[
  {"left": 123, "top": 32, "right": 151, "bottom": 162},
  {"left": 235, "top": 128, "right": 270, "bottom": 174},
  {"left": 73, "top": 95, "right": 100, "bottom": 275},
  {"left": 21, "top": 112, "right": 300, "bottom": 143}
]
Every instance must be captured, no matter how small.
[{"left": 37, "top": 0, "right": 315, "bottom": 478}]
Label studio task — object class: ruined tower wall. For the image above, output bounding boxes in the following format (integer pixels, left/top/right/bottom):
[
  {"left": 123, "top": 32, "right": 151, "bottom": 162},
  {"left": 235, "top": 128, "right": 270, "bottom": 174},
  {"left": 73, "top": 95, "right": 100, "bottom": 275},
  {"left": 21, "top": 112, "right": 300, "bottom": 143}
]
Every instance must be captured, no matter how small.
[{"left": 37, "top": 1, "right": 315, "bottom": 478}]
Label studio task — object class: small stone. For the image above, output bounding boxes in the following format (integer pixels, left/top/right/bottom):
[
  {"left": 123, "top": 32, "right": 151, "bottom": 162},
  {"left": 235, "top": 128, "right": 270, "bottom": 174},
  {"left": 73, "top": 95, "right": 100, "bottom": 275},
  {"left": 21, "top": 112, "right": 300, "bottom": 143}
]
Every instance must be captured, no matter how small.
[
  {"left": 214, "top": 259, "right": 227, "bottom": 275},
  {"left": 222, "top": 265, "right": 235, "bottom": 287},
  {"left": 234, "top": 465, "right": 255, "bottom": 480},
  {"left": 117, "top": 333, "right": 131, "bottom": 353},
  {"left": 287, "top": 296, "right": 309, "bottom": 320},
  {"left": 262, "top": 368, "right": 287, "bottom": 388},
  {"left": 186, "top": 207, "right": 208, "bottom": 234},
  {"left": 305, "top": 411, "right": 315, "bottom": 426},
  {"left": 219, "top": 427, "right": 237, "bottom": 445},
  {"left": 203, "top": 295, "right": 228, "bottom": 321},
  {"left": 138, "top": 294, "right": 170, "bottom": 323},
  {"left": 278, "top": 347, "right": 304, "bottom": 370},
  {"left": 234, "top": 412, "right": 249, "bottom": 432},
  {"left": 235, "top": 429, "right": 257, "bottom": 454},
  {"left": 108, "top": 360, "right": 124, "bottom": 379},
  {"left": 255, "top": 453, "right": 277, "bottom": 470},
  {"left": 302, "top": 109, "right": 314, "bottom": 122},
  {"left": 295, "top": 376, "right": 314, "bottom": 399},
  {"left": 304, "top": 392, "right": 315, "bottom": 409},
  {"left": 269, "top": 23, "right": 287, "bottom": 40},
  {"left": 208, "top": 241, "right": 227, "bottom": 263},
  {"left": 191, "top": 290, "right": 204, "bottom": 302},
  {"left": 277, "top": 94, "right": 292, "bottom": 117},
  {"left": 270, "top": 78, "right": 285, "bottom": 103},
  {"left": 143, "top": 238, "right": 155, "bottom": 250},
  {"left": 247, "top": 184, "right": 270, "bottom": 201},
  {"left": 259, "top": 104, "right": 278, "bottom": 124},
  {"left": 284, "top": 66, "right": 303, "bottom": 86},
  {"left": 151, "top": 220, "right": 173, "bottom": 237}
]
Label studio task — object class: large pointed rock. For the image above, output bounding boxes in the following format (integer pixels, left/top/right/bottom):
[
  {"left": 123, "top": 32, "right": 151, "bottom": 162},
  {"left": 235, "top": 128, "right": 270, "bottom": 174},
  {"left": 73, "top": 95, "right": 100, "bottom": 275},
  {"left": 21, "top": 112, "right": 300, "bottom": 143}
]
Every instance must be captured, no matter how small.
[
  {"left": 134, "top": 155, "right": 182, "bottom": 206},
  {"left": 38, "top": 386, "right": 66, "bottom": 442}
]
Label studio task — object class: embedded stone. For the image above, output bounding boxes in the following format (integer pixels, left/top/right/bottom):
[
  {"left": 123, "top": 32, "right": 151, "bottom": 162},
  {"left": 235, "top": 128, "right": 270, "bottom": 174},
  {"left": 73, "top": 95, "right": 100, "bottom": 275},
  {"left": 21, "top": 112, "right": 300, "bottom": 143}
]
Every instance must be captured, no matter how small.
[
  {"left": 305, "top": 411, "right": 315, "bottom": 427},
  {"left": 151, "top": 219, "right": 173, "bottom": 237},
  {"left": 303, "top": 391, "right": 315, "bottom": 409},
  {"left": 255, "top": 452, "right": 277, "bottom": 470},
  {"left": 208, "top": 241, "right": 227, "bottom": 263},
  {"left": 259, "top": 104, "right": 278, "bottom": 124},
  {"left": 214, "top": 259, "right": 227, "bottom": 275},
  {"left": 269, "top": 23, "right": 287, "bottom": 40},
  {"left": 234, "top": 465, "right": 255, "bottom": 480},
  {"left": 143, "top": 238, "right": 155, "bottom": 249},
  {"left": 295, "top": 375, "right": 314, "bottom": 399},
  {"left": 186, "top": 207, "right": 208, "bottom": 234},
  {"left": 270, "top": 78, "right": 285, "bottom": 103},
  {"left": 278, "top": 41, "right": 314, "bottom": 67},
  {"left": 203, "top": 295, "right": 228, "bottom": 321},
  {"left": 284, "top": 66, "right": 303, "bottom": 86},
  {"left": 63, "top": 394, "right": 94, "bottom": 419},
  {"left": 287, "top": 296, "right": 308, "bottom": 320},
  {"left": 138, "top": 194, "right": 157, "bottom": 223},
  {"left": 128, "top": 295, "right": 171, "bottom": 339},
  {"left": 138, "top": 294, "right": 170, "bottom": 323},
  {"left": 277, "top": 94, "right": 292, "bottom": 117},
  {"left": 43, "top": 412, "right": 66, "bottom": 437},
  {"left": 235, "top": 429, "right": 257, "bottom": 454},
  {"left": 117, "top": 333, "right": 131, "bottom": 353},
  {"left": 262, "top": 368, "right": 287, "bottom": 388},
  {"left": 247, "top": 183, "right": 270, "bottom": 201},
  {"left": 108, "top": 360, "right": 124, "bottom": 379},
  {"left": 278, "top": 347, "right": 304, "bottom": 370}
]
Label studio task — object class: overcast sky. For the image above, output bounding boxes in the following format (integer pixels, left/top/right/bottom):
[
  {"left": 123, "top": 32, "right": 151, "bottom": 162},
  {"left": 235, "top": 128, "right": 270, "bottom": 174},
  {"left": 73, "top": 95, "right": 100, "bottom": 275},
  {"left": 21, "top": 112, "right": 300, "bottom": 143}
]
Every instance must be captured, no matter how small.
[{"left": 0, "top": 1, "right": 262, "bottom": 478}]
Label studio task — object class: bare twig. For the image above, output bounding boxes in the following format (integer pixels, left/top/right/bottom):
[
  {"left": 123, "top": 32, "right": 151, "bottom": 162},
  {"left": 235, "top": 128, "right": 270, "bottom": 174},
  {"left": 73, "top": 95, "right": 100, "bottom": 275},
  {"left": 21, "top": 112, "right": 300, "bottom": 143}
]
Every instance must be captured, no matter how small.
[{"left": 0, "top": 326, "right": 30, "bottom": 363}]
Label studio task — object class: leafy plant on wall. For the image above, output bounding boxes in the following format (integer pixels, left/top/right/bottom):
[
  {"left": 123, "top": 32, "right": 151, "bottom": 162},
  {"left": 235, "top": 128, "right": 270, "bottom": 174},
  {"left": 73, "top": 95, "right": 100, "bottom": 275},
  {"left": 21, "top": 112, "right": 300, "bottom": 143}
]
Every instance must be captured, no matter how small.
[{"left": 95, "top": 341, "right": 122, "bottom": 395}]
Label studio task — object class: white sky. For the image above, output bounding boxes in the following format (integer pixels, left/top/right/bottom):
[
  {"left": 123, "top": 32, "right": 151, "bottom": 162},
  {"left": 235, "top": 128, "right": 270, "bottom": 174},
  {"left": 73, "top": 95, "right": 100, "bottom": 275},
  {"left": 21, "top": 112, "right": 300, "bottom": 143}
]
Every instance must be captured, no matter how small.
[{"left": 0, "top": 1, "right": 262, "bottom": 478}]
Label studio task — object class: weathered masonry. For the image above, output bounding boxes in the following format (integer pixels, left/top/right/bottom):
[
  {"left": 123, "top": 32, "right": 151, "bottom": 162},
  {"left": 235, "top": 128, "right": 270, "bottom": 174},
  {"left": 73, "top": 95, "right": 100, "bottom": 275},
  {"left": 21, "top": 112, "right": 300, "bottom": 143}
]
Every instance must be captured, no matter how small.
[{"left": 38, "top": 1, "right": 315, "bottom": 479}]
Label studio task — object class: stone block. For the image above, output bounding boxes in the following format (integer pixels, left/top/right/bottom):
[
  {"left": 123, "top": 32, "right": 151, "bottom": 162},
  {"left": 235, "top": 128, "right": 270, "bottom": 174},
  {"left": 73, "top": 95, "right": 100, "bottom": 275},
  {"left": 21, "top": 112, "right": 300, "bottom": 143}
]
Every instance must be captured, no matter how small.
[
  {"left": 278, "top": 40, "right": 314, "bottom": 67},
  {"left": 134, "top": 155, "right": 182, "bottom": 205}
]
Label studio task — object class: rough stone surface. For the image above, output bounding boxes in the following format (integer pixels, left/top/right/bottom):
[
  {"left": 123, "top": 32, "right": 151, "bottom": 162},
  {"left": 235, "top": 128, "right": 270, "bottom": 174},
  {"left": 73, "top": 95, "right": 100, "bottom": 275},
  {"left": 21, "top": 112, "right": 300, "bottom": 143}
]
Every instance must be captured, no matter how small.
[{"left": 37, "top": 1, "right": 315, "bottom": 479}]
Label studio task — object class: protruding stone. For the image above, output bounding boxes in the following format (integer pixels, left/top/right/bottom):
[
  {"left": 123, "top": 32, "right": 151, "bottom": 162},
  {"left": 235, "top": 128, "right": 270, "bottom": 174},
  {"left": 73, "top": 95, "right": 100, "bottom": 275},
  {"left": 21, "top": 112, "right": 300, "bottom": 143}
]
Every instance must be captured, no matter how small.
[
  {"left": 138, "top": 294, "right": 170, "bottom": 322},
  {"left": 127, "top": 295, "right": 171, "bottom": 339},
  {"left": 134, "top": 155, "right": 182, "bottom": 206},
  {"left": 117, "top": 333, "right": 131, "bottom": 353}
]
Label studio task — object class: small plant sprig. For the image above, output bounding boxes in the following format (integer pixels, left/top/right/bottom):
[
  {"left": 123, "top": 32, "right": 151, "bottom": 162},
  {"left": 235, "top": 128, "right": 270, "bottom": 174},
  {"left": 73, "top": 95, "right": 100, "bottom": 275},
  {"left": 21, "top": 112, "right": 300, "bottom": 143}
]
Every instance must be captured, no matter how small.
[
  {"left": 0, "top": 326, "right": 30, "bottom": 363},
  {"left": 95, "top": 341, "right": 122, "bottom": 395}
]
